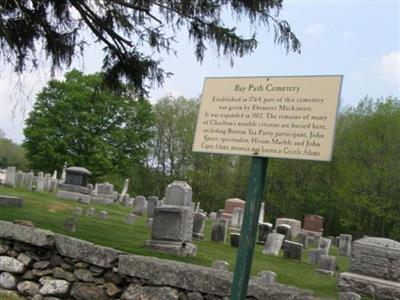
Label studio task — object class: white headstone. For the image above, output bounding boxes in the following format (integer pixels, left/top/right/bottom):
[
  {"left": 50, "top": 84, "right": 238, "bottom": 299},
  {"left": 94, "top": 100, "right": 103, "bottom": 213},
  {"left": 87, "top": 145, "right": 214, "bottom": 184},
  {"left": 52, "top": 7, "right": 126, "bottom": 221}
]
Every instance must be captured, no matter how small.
[{"left": 5, "top": 167, "right": 16, "bottom": 188}]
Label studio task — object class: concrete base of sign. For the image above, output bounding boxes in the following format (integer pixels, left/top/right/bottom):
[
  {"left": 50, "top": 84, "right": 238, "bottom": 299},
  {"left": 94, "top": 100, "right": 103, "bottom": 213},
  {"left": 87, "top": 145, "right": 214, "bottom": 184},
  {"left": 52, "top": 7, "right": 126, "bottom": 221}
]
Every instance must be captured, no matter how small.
[
  {"left": 144, "top": 240, "right": 197, "bottom": 257},
  {"left": 338, "top": 272, "right": 400, "bottom": 300},
  {"left": 57, "top": 190, "right": 91, "bottom": 204}
]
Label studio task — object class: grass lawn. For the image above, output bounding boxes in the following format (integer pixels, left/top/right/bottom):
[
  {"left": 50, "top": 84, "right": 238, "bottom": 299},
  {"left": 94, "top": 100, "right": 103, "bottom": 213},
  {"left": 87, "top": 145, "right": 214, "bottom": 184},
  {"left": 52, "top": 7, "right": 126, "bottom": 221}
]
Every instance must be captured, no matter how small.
[{"left": 0, "top": 186, "right": 349, "bottom": 299}]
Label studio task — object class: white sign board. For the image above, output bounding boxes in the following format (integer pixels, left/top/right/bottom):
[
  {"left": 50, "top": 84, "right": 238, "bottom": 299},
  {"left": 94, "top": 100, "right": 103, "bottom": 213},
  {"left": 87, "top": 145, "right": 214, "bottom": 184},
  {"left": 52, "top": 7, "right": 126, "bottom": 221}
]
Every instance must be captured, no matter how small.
[{"left": 192, "top": 76, "right": 343, "bottom": 161}]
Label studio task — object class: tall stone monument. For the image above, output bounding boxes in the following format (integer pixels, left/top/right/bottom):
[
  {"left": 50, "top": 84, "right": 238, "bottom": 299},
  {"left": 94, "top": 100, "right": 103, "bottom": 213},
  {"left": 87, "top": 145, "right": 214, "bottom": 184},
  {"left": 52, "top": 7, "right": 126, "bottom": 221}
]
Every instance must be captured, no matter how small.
[
  {"left": 145, "top": 181, "right": 196, "bottom": 256},
  {"left": 57, "top": 167, "right": 92, "bottom": 203}
]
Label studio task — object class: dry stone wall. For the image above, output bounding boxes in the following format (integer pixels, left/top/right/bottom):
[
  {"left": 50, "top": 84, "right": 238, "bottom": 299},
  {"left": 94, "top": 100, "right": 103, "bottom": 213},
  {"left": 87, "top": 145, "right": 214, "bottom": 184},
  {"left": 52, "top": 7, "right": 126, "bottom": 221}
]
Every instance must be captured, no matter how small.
[{"left": 0, "top": 220, "right": 319, "bottom": 300}]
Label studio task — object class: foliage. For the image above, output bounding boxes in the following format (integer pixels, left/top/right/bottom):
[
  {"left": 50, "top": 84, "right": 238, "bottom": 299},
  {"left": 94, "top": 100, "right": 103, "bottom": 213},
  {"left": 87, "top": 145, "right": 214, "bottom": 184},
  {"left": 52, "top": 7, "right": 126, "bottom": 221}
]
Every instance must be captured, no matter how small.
[
  {"left": 0, "top": 131, "right": 28, "bottom": 170},
  {"left": 1, "top": 1, "right": 300, "bottom": 93},
  {"left": 23, "top": 69, "right": 153, "bottom": 178}
]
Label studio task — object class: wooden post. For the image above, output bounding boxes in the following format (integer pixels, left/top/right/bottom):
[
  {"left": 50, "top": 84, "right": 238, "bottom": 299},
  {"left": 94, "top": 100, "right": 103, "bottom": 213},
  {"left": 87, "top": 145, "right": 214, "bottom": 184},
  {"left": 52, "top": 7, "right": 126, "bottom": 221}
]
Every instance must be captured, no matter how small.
[{"left": 230, "top": 156, "right": 269, "bottom": 300}]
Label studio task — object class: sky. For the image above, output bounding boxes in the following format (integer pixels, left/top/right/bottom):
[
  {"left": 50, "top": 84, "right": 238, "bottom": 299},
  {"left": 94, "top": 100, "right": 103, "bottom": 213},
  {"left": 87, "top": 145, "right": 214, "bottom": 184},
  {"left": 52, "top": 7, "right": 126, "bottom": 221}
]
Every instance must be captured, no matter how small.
[{"left": 1, "top": 1, "right": 399, "bottom": 144}]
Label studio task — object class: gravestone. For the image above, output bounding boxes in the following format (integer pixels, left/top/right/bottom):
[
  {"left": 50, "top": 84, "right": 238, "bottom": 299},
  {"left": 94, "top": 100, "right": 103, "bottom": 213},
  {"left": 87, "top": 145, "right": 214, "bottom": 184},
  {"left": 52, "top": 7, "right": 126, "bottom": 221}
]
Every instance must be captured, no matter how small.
[
  {"left": 195, "top": 202, "right": 200, "bottom": 212},
  {"left": 99, "top": 210, "right": 108, "bottom": 220},
  {"left": 209, "top": 212, "right": 217, "bottom": 221},
  {"left": 146, "top": 218, "right": 153, "bottom": 229},
  {"left": 230, "top": 207, "right": 243, "bottom": 229},
  {"left": 23, "top": 171, "right": 34, "bottom": 191},
  {"left": 146, "top": 196, "right": 159, "bottom": 218},
  {"left": 222, "top": 198, "right": 245, "bottom": 220},
  {"left": 276, "top": 224, "right": 291, "bottom": 241},
  {"left": 92, "top": 182, "right": 114, "bottom": 204},
  {"left": 302, "top": 215, "right": 324, "bottom": 236},
  {"left": 339, "top": 234, "right": 352, "bottom": 257},
  {"left": 0, "top": 195, "right": 24, "bottom": 208},
  {"left": 86, "top": 207, "right": 96, "bottom": 217},
  {"left": 339, "top": 237, "right": 400, "bottom": 299},
  {"left": 44, "top": 173, "right": 51, "bottom": 191},
  {"left": 318, "top": 237, "right": 332, "bottom": 255},
  {"left": 15, "top": 171, "right": 25, "bottom": 188},
  {"left": 73, "top": 207, "right": 83, "bottom": 216},
  {"left": 133, "top": 196, "right": 146, "bottom": 215},
  {"left": 258, "top": 271, "right": 277, "bottom": 283},
  {"left": 335, "top": 236, "right": 341, "bottom": 247},
  {"left": 297, "top": 232, "right": 308, "bottom": 249},
  {"left": 192, "top": 212, "right": 207, "bottom": 240},
  {"left": 211, "top": 260, "right": 229, "bottom": 271},
  {"left": 119, "top": 179, "right": 129, "bottom": 202},
  {"left": 36, "top": 172, "right": 45, "bottom": 192},
  {"left": 257, "top": 222, "right": 273, "bottom": 244},
  {"left": 308, "top": 249, "right": 325, "bottom": 265},
  {"left": 276, "top": 218, "right": 302, "bottom": 238},
  {"left": 145, "top": 206, "right": 196, "bottom": 256},
  {"left": 164, "top": 181, "right": 192, "bottom": 207},
  {"left": 5, "top": 167, "right": 16, "bottom": 188},
  {"left": 49, "top": 178, "right": 58, "bottom": 193},
  {"left": 126, "top": 213, "right": 137, "bottom": 225},
  {"left": 57, "top": 167, "right": 92, "bottom": 203},
  {"left": 317, "top": 255, "right": 336, "bottom": 275},
  {"left": 122, "top": 194, "right": 134, "bottom": 208},
  {"left": 259, "top": 202, "right": 265, "bottom": 223},
  {"left": 230, "top": 233, "right": 240, "bottom": 248},
  {"left": 262, "top": 233, "right": 284, "bottom": 256},
  {"left": 63, "top": 218, "right": 76, "bottom": 232},
  {"left": 211, "top": 218, "right": 228, "bottom": 243},
  {"left": 283, "top": 241, "right": 303, "bottom": 260},
  {"left": 307, "top": 235, "right": 321, "bottom": 248}
]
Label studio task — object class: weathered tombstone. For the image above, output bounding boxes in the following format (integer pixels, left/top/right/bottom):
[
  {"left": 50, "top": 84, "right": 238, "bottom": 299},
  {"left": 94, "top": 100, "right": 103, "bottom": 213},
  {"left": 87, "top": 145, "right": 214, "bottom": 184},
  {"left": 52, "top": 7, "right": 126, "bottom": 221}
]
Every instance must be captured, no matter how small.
[
  {"left": 49, "top": 178, "right": 58, "bottom": 193},
  {"left": 230, "top": 233, "right": 240, "bottom": 248},
  {"left": 339, "top": 237, "right": 400, "bottom": 299},
  {"left": 36, "top": 172, "right": 45, "bottom": 192},
  {"left": 146, "top": 218, "right": 153, "bottom": 229},
  {"left": 335, "top": 236, "right": 341, "bottom": 247},
  {"left": 23, "top": 171, "right": 34, "bottom": 191},
  {"left": 63, "top": 218, "right": 76, "bottom": 232},
  {"left": 297, "top": 232, "right": 308, "bottom": 249},
  {"left": 211, "top": 260, "right": 229, "bottom": 271},
  {"left": 52, "top": 170, "right": 57, "bottom": 179},
  {"left": 145, "top": 206, "right": 196, "bottom": 256},
  {"left": 262, "top": 233, "right": 284, "bottom": 256},
  {"left": 122, "top": 194, "right": 134, "bottom": 208},
  {"left": 316, "top": 255, "right": 336, "bottom": 275},
  {"left": 318, "top": 237, "right": 332, "bottom": 255},
  {"left": 125, "top": 213, "right": 137, "bottom": 225},
  {"left": 339, "top": 292, "right": 361, "bottom": 300},
  {"left": 119, "top": 179, "right": 129, "bottom": 202},
  {"left": 308, "top": 248, "right": 325, "bottom": 265},
  {"left": 5, "top": 166, "right": 16, "bottom": 188},
  {"left": 339, "top": 234, "right": 352, "bottom": 257},
  {"left": 307, "top": 235, "right": 321, "bottom": 248},
  {"left": 258, "top": 271, "right": 277, "bottom": 283},
  {"left": 146, "top": 196, "right": 159, "bottom": 218},
  {"left": 15, "top": 171, "right": 25, "bottom": 188},
  {"left": 209, "top": 212, "right": 217, "bottom": 221},
  {"left": 86, "top": 207, "right": 96, "bottom": 217},
  {"left": 257, "top": 222, "right": 273, "bottom": 244},
  {"left": 230, "top": 207, "right": 243, "bottom": 229},
  {"left": 283, "top": 241, "right": 303, "bottom": 260},
  {"left": 60, "top": 162, "right": 67, "bottom": 183},
  {"left": 192, "top": 211, "right": 207, "bottom": 240},
  {"left": 44, "top": 173, "right": 51, "bottom": 191},
  {"left": 0, "top": 195, "right": 24, "bottom": 207},
  {"left": 211, "top": 218, "right": 228, "bottom": 243},
  {"left": 302, "top": 215, "right": 324, "bottom": 236},
  {"left": 276, "top": 224, "right": 291, "bottom": 241},
  {"left": 259, "top": 202, "right": 265, "bottom": 223},
  {"left": 222, "top": 198, "right": 245, "bottom": 220},
  {"left": 157, "top": 199, "right": 164, "bottom": 207},
  {"left": 73, "top": 207, "right": 83, "bottom": 216},
  {"left": 57, "top": 167, "right": 92, "bottom": 203},
  {"left": 276, "top": 218, "right": 302, "bottom": 238},
  {"left": 164, "top": 181, "right": 192, "bottom": 207},
  {"left": 195, "top": 202, "right": 200, "bottom": 212},
  {"left": 133, "top": 195, "right": 146, "bottom": 215},
  {"left": 92, "top": 182, "right": 114, "bottom": 204},
  {"left": 99, "top": 210, "right": 108, "bottom": 220}
]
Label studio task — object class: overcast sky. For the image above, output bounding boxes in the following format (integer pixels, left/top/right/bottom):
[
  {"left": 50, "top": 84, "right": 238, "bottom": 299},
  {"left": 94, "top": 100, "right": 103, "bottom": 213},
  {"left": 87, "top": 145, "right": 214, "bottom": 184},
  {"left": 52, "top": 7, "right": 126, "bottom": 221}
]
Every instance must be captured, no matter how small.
[{"left": 1, "top": 1, "right": 399, "bottom": 143}]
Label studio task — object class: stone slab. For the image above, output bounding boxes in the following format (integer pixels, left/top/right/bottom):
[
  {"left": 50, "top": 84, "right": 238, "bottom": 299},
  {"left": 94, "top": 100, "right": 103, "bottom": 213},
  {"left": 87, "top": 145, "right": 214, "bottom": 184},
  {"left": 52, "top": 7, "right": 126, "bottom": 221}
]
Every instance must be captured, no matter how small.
[
  {"left": 0, "top": 195, "right": 24, "bottom": 207},
  {"left": 144, "top": 240, "right": 197, "bottom": 257},
  {"left": 338, "top": 272, "right": 400, "bottom": 300},
  {"left": 57, "top": 190, "right": 91, "bottom": 204}
]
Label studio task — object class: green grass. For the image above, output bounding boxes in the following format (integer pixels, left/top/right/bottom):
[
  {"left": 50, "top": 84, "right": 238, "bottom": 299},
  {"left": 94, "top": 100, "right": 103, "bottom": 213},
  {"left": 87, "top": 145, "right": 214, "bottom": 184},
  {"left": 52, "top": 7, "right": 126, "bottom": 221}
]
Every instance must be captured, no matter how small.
[{"left": 0, "top": 186, "right": 349, "bottom": 299}]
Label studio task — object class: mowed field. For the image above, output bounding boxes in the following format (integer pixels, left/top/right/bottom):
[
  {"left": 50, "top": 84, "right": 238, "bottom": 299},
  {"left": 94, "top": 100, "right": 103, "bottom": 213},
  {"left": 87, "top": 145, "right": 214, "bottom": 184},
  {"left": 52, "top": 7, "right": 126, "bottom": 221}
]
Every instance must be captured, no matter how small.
[{"left": 0, "top": 186, "right": 349, "bottom": 299}]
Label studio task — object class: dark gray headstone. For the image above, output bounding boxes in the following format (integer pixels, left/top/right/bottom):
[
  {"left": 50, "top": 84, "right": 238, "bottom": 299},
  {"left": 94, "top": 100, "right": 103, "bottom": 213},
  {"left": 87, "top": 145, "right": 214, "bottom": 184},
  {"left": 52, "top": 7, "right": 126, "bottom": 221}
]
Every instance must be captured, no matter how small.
[
  {"left": 0, "top": 195, "right": 24, "bottom": 208},
  {"left": 276, "top": 224, "right": 291, "bottom": 241},
  {"left": 230, "top": 233, "right": 240, "bottom": 248},
  {"left": 211, "top": 218, "right": 228, "bottom": 243},
  {"left": 258, "top": 222, "right": 273, "bottom": 244},
  {"left": 283, "top": 240, "right": 303, "bottom": 260},
  {"left": 63, "top": 218, "right": 76, "bottom": 232}
]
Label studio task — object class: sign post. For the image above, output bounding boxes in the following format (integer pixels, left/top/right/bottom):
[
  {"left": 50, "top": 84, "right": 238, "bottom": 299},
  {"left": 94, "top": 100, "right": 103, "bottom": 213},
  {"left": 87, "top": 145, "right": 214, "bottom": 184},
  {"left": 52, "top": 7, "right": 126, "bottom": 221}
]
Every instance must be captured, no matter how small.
[{"left": 192, "top": 75, "right": 343, "bottom": 299}]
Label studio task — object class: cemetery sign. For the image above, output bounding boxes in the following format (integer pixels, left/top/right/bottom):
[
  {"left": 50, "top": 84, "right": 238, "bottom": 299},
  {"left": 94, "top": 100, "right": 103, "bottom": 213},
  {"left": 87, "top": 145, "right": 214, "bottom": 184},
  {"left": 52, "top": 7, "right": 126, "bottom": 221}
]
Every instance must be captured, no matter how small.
[{"left": 193, "top": 75, "right": 343, "bottom": 161}]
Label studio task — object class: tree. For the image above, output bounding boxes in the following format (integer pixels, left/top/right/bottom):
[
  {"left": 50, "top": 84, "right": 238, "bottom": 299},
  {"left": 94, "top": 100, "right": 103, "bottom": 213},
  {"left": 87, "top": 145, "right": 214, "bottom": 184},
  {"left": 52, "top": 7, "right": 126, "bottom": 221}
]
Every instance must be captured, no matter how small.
[
  {"left": 23, "top": 69, "right": 153, "bottom": 177},
  {"left": 0, "top": 131, "right": 29, "bottom": 170},
  {"left": 1, "top": 1, "right": 300, "bottom": 93}
]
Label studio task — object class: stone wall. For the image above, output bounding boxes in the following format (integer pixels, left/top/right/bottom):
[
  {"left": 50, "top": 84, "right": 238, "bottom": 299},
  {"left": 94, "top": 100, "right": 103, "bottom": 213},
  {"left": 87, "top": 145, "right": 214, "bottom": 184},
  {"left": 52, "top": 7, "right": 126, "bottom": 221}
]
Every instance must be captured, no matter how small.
[{"left": 0, "top": 220, "right": 319, "bottom": 300}]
